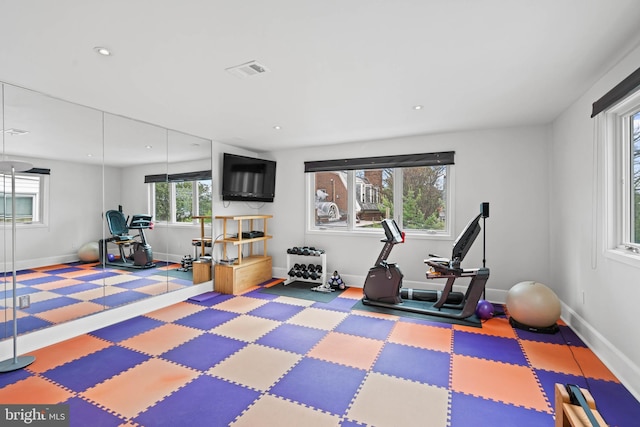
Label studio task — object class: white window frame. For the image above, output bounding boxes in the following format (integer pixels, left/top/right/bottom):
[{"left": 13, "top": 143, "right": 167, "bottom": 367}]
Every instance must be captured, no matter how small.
[
  {"left": 0, "top": 173, "right": 47, "bottom": 227},
  {"left": 602, "top": 88, "right": 640, "bottom": 266},
  {"left": 306, "top": 166, "right": 453, "bottom": 238},
  {"left": 150, "top": 179, "right": 211, "bottom": 226}
]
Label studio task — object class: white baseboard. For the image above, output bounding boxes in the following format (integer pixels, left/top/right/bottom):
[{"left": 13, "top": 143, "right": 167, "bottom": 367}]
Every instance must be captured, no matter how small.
[{"left": 560, "top": 302, "right": 640, "bottom": 403}]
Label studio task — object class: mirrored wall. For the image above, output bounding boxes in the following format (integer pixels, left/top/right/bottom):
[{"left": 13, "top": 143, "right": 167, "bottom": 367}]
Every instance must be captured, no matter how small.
[{"left": 0, "top": 82, "right": 212, "bottom": 340}]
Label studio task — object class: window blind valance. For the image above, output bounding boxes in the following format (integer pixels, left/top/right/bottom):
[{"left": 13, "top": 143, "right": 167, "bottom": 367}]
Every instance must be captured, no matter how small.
[
  {"left": 25, "top": 168, "right": 51, "bottom": 175},
  {"left": 144, "top": 170, "right": 211, "bottom": 183},
  {"left": 304, "top": 151, "right": 454, "bottom": 173},
  {"left": 591, "top": 66, "right": 640, "bottom": 117}
]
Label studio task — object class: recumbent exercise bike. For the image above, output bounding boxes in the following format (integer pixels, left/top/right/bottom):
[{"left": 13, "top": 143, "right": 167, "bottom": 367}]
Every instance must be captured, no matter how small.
[
  {"left": 100, "top": 207, "right": 155, "bottom": 269},
  {"left": 362, "top": 203, "right": 490, "bottom": 320}
]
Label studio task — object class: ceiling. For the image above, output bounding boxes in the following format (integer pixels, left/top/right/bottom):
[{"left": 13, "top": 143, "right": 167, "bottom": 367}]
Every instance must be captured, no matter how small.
[{"left": 1, "top": 0, "right": 640, "bottom": 155}]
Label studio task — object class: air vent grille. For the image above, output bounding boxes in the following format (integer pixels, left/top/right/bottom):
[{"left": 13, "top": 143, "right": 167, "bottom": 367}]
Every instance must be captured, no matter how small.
[{"left": 225, "top": 60, "right": 270, "bottom": 78}]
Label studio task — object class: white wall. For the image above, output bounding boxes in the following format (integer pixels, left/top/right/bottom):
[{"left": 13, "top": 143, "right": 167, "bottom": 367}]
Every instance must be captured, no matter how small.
[
  {"left": 264, "top": 125, "right": 551, "bottom": 301},
  {"left": 0, "top": 156, "right": 121, "bottom": 270},
  {"left": 551, "top": 43, "right": 640, "bottom": 399}
]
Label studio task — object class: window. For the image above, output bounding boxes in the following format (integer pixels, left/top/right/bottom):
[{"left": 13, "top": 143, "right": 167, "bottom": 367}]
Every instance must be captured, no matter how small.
[
  {"left": 633, "top": 110, "right": 640, "bottom": 245},
  {"left": 152, "top": 179, "right": 212, "bottom": 224},
  {"left": 601, "top": 89, "right": 640, "bottom": 258},
  {"left": 0, "top": 173, "right": 44, "bottom": 223},
  {"left": 592, "top": 65, "right": 640, "bottom": 261},
  {"left": 308, "top": 155, "right": 451, "bottom": 234}
]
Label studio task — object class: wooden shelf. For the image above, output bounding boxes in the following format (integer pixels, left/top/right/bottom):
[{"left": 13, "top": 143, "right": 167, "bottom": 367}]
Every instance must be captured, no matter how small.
[
  {"left": 214, "top": 256, "right": 272, "bottom": 295},
  {"left": 192, "top": 216, "right": 212, "bottom": 258},
  {"left": 214, "top": 215, "right": 273, "bottom": 294}
]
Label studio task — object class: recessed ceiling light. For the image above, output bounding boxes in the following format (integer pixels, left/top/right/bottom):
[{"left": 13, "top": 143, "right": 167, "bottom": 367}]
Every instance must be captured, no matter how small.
[
  {"left": 93, "top": 46, "right": 112, "bottom": 56},
  {"left": 145, "top": 145, "right": 153, "bottom": 149},
  {"left": 87, "top": 154, "right": 93, "bottom": 158},
  {"left": 413, "top": 105, "right": 423, "bottom": 110},
  {"left": 273, "top": 125, "right": 281, "bottom": 130}
]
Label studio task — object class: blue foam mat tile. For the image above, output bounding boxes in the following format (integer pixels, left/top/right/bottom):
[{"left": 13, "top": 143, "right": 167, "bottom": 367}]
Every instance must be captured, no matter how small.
[
  {"left": 22, "top": 296, "right": 83, "bottom": 314},
  {"left": 256, "top": 323, "right": 327, "bottom": 355},
  {"left": 449, "top": 392, "right": 553, "bottom": 427},
  {"left": 90, "top": 316, "right": 165, "bottom": 342},
  {"left": 269, "top": 358, "right": 367, "bottom": 415},
  {"left": 248, "top": 301, "right": 306, "bottom": 322},
  {"left": 44, "top": 346, "right": 150, "bottom": 392},
  {"left": 453, "top": 330, "right": 528, "bottom": 366},
  {"left": 95, "top": 290, "right": 151, "bottom": 307},
  {"left": 174, "top": 308, "right": 239, "bottom": 331},
  {"left": 52, "top": 282, "right": 103, "bottom": 295},
  {"left": 65, "top": 396, "right": 123, "bottom": 427},
  {"left": 134, "top": 375, "right": 260, "bottom": 427},
  {"left": 161, "top": 333, "right": 247, "bottom": 371},
  {"left": 373, "top": 342, "right": 450, "bottom": 387},
  {"left": 187, "top": 291, "right": 220, "bottom": 302},
  {"left": 334, "top": 314, "right": 396, "bottom": 341}
]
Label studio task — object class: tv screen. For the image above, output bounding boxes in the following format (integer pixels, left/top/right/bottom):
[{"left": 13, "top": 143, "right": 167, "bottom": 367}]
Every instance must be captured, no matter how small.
[{"left": 222, "top": 153, "right": 277, "bottom": 202}]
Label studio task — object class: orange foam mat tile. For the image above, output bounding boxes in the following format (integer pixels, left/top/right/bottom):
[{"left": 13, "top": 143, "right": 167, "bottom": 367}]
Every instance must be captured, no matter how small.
[
  {"left": 570, "top": 346, "right": 619, "bottom": 382},
  {"left": 389, "top": 321, "right": 453, "bottom": 353},
  {"left": 308, "top": 331, "right": 385, "bottom": 370},
  {"left": 119, "top": 323, "right": 203, "bottom": 356},
  {"left": 144, "top": 301, "right": 207, "bottom": 322},
  {"left": 34, "top": 301, "right": 105, "bottom": 324},
  {"left": 134, "top": 282, "right": 187, "bottom": 296},
  {"left": 15, "top": 272, "right": 49, "bottom": 281},
  {"left": 1, "top": 307, "right": 29, "bottom": 321},
  {"left": 520, "top": 340, "right": 589, "bottom": 377},
  {"left": 451, "top": 354, "right": 552, "bottom": 413},
  {"left": 154, "top": 264, "right": 181, "bottom": 271},
  {"left": 338, "top": 287, "right": 365, "bottom": 300},
  {"left": 81, "top": 358, "right": 199, "bottom": 419},
  {"left": 32, "top": 278, "right": 84, "bottom": 291},
  {"left": 27, "top": 335, "right": 113, "bottom": 374},
  {"left": 0, "top": 376, "right": 74, "bottom": 404}
]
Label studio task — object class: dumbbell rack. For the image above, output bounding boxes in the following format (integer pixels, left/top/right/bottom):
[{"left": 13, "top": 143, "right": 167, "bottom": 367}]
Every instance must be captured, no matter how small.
[{"left": 284, "top": 251, "right": 327, "bottom": 287}]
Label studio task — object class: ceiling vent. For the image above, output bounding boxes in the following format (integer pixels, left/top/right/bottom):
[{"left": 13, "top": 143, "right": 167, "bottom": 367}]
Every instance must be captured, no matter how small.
[
  {"left": 3, "top": 128, "right": 29, "bottom": 136},
  {"left": 225, "top": 60, "right": 270, "bottom": 78}
]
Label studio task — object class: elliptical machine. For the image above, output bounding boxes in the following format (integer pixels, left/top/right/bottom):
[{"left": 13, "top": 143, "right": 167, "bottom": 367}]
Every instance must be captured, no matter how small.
[{"left": 362, "top": 204, "right": 490, "bottom": 320}]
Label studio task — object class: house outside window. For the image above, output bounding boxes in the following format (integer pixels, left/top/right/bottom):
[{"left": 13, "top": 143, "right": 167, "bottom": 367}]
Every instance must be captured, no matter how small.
[{"left": 309, "top": 163, "right": 450, "bottom": 235}]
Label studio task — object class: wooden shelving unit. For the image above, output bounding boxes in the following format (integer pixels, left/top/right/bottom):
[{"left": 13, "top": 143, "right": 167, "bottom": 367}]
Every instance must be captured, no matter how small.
[
  {"left": 214, "top": 215, "right": 273, "bottom": 294},
  {"left": 191, "top": 215, "right": 212, "bottom": 259}
]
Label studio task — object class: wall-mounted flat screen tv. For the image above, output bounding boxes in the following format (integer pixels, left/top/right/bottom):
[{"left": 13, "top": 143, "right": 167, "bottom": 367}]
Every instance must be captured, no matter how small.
[{"left": 222, "top": 153, "right": 277, "bottom": 202}]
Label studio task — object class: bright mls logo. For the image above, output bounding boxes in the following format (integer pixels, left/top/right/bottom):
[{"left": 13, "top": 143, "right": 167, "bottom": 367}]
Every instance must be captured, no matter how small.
[{"left": 1, "top": 405, "right": 69, "bottom": 426}]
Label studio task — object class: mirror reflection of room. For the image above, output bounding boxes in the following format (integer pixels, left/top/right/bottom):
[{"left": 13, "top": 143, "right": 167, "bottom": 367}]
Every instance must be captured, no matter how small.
[{"left": 0, "top": 83, "right": 212, "bottom": 340}]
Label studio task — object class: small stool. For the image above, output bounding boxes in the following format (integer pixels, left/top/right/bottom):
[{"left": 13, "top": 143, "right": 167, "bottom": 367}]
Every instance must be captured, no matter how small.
[
  {"left": 555, "top": 383, "right": 607, "bottom": 427},
  {"left": 192, "top": 260, "right": 212, "bottom": 284}
]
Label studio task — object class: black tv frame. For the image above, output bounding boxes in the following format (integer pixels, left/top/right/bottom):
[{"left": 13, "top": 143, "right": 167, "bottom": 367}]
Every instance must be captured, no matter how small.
[{"left": 221, "top": 153, "right": 277, "bottom": 203}]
